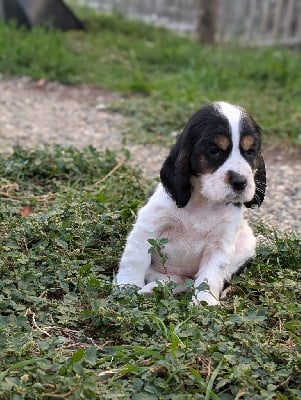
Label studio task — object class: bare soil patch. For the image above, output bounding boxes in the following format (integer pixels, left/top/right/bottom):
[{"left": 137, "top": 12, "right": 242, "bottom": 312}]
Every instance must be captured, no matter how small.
[{"left": 0, "top": 77, "right": 299, "bottom": 233}]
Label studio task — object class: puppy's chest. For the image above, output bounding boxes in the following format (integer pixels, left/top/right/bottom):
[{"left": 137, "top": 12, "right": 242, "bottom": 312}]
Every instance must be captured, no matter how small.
[
  {"left": 160, "top": 215, "right": 206, "bottom": 244},
  {"left": 156, "top": 211, "right": 219, "bottom": 265},
  {"left": 160, "top": 207, "right": 229, "bottom": 241},
  {"left": 152, "top": 206, "right": 239, "bottom": 276}
]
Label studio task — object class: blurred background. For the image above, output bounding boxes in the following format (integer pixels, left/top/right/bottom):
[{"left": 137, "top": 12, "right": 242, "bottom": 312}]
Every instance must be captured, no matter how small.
[
  {"left": 1, "top": 1, "right": 300, "bottom": 45},
  {"left": 67, "top": 0, "right": 301, "bottom": 47},
  {"left": 0, "top": 0, "right": 300, "bottom": 149}
]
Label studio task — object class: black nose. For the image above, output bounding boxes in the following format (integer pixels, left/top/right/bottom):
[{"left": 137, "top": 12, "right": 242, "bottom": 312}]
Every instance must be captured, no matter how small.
[{"left": 228, "top": 171, "right": 248, "bottom": 191}]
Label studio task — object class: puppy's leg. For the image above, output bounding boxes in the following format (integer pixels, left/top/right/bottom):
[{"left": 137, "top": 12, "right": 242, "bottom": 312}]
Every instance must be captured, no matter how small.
[
  {"left": 231, "top": 220, "right": 256, "bottom": 271},
  {"left": 115, "top": 235, "right": 151, "bottom": 288},
  {"left": 115, "top": 219, "right": 157, "bottom": 288},
  {"left": 138, "top": 268, "right": 186, "bottom": 295},
  {"left": 193, "top": 221, "right": 256, "bottom": 306},
  {"left": 193, "top": 252, "right": 227, "bottom": 306},
  {"left": 220, "top": 222, "right": 256, "bottom": 299},
  {"left": 115, "top": 184, "right": 170, "bottom": 289}
]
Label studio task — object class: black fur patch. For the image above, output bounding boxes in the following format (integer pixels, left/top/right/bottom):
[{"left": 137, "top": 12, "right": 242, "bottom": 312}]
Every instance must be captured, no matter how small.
[
  {"left": 239, "top": 110, "right": 266, "bottom": 208},
  {"left": 160, "top": 104, "right": 233, "bottom": 207}
]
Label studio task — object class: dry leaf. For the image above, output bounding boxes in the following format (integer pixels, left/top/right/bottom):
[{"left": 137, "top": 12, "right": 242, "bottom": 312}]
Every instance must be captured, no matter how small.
[{"left": 19, "top": 206, "right": 33, "bottom": 217}]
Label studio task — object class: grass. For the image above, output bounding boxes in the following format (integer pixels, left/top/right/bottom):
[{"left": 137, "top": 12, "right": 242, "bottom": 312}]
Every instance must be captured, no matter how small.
[
  {"left": 0, "top": 146, "right": 300, "bottom": 399},
  {"left": 0, "top": 11, "right": 300, "bottom": 145},
  {"left": 0, "top": 9, "right": 300, "bottom": 399}
]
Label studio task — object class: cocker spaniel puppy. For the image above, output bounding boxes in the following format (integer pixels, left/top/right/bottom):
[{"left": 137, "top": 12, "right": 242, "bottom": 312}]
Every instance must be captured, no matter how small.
[{"left": 115, "top": 102, "right": 266, "bottom": 305}]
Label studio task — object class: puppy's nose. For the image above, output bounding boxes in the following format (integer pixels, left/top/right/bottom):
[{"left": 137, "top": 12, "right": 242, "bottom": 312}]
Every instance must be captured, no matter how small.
[{"left": 228, "top": 170, "right": 248, "bottom": 191}]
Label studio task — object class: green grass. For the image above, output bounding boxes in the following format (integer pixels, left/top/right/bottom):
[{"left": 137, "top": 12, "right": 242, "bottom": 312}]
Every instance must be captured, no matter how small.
[
  {"left": 0, "top": 146, "right": 300, "bottom": 399},
  {"left": 0, "top": 12, "right": 301, "bottom": 145}
]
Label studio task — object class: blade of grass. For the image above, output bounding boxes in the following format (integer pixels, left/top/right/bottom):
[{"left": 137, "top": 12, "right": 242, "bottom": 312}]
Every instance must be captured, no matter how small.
[{"left": 205, "top": 361, "right": 222, "bottom": 400}]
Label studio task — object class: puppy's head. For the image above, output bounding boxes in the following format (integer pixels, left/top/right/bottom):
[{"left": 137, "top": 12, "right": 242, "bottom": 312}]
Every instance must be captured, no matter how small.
[{"left": 160, "top": 102, "right": 266, "bottom": 208}]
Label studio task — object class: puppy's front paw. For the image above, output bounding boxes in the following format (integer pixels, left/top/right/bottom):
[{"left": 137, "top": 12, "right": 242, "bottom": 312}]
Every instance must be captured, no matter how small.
[
  {"left": 191, "top": 290, "right": 220, "bottom": 306},
  {"left": 138, "top": 282, "right": 158, "bottom": 296}
]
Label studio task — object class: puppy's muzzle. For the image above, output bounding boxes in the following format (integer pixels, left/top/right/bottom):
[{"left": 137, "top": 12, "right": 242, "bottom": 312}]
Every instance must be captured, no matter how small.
[{"left": 228, "top": 170, "right": 248, "bottom": 191}]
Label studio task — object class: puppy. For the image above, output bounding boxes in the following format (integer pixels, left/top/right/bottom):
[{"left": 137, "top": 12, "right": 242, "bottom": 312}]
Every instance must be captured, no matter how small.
[{"left": 115, "top": 102, "right": 266, "bottom": 305}]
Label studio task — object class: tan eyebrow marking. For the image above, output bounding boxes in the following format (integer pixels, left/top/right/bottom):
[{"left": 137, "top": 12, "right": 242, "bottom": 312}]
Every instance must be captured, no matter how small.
[
  {"left": 241, "top": 135, "right": 255, "bottom": 151},
  {"left": 214, "top": 134, "right": 230, "bottom": 151}
]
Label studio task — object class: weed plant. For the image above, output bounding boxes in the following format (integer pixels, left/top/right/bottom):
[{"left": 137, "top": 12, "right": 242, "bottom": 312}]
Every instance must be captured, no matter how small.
[{"left": 0, "top": 146, "right": 300, "bottom": 399}]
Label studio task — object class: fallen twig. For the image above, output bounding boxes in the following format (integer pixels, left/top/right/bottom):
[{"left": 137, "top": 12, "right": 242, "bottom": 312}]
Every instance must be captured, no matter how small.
[
  {"left": 42, "top": 388, "right": 76, "bottom": 398},
  {"left": 25, "top": 308, "right": 52, "bottom": 337},
  {"left": 86, "top": 158, "right": 125, "bottom": 189}
]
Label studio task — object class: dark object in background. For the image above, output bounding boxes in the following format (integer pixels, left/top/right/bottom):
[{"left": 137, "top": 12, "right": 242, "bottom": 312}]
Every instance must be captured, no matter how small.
[{"left": 0, "top": 0, "right": 84, "bottom": 31}]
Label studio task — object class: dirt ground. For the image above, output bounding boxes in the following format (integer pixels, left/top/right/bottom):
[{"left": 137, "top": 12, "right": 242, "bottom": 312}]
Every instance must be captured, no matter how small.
[{"left": 0, "top": 76, "right": 300, "bottom": 233}]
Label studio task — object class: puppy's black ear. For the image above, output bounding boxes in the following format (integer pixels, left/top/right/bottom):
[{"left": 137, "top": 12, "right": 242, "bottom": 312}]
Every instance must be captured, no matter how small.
[
  {"left": 160, "top": 135, "right": 192, "bottom": 208},
  {"left": 245, "top": 152, "right": 266, "bottom": 208}
]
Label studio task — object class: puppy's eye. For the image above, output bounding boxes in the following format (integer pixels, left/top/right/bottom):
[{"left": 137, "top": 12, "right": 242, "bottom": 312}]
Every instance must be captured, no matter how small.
[
  {"left": 208, "top": 146, "right": 221, "bottom": 157},
  {"left": 245, "top": 148, "right": 256, "bottom": 157}
]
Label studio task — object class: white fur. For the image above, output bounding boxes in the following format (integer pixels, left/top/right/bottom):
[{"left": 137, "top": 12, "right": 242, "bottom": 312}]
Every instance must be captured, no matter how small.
[
  {"left": 200, "top": 103, "right": 255, "bottom": 205},
  {"left": 115, "top": 102, "right": 258, "bottom": 305}
]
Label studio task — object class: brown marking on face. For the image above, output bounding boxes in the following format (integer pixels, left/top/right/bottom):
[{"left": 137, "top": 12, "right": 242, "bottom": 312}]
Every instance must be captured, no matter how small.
[
  {"left": 214, "top": 134, "right": 230, "bottom": 151},
  {"left": 240, "top": 135, "right": 254, "bottom": 151},
  {"left": 224, "top": 171, "right": 231, "bottom": 185}
]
